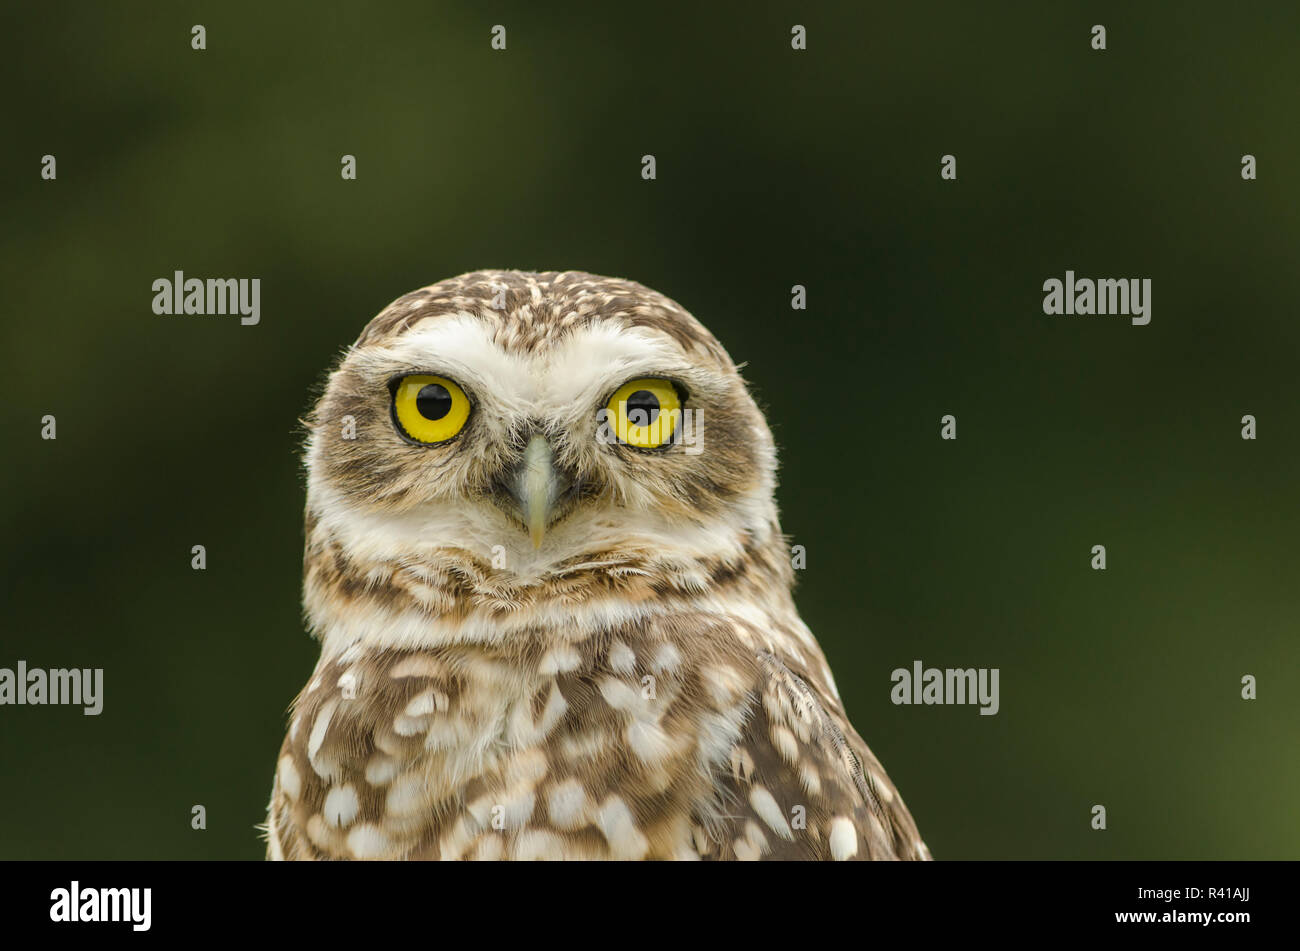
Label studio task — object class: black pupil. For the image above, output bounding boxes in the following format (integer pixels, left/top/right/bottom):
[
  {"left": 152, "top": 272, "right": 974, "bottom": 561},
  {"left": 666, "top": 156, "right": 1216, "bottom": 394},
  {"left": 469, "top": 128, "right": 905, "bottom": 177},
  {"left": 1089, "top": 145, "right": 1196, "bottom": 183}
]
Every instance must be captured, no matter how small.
[
  {"left": 416, "top": 383, "right": 453, "bottom": 421},
  {"left": 626, "top": 389, "right": 660, "bottom": 426}
]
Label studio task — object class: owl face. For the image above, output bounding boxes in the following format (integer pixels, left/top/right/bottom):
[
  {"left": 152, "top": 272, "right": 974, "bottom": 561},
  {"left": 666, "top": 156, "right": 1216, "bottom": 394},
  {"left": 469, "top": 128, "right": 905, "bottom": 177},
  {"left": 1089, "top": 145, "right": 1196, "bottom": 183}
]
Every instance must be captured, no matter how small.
[{"left": 305, "top": 271, "right": 780, "bottom": 580}]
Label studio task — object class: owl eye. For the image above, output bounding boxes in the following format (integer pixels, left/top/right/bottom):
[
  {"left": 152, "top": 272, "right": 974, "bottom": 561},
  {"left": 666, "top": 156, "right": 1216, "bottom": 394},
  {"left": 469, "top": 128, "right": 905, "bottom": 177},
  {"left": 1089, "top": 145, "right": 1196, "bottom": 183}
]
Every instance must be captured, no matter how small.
[
  {"left": 391, "top": 374, "right": 471, "bottom": 444},
  {"left": 605, "top": 378, "right": 682, "bottom": 449}
]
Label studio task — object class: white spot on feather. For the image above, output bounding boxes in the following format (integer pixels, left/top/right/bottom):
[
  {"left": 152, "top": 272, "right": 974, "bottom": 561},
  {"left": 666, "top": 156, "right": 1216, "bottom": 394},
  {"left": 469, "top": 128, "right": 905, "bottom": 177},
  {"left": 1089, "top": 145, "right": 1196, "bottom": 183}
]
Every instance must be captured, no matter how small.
[
  {"left": 749, "top": 786, "right": 793, "bottom": 840},
  {"left": 324, "top": 784, "right": 359, "bottom": 827},
  {"left": 277, "top": 755, "right": 301, "bottom": 800},
  {"left": 547, "top": 779, "right": 589, "bottom": 829},
  {"left": 538, "top": 645, "right": 581, "bottom": 674},
  {"left": 829, "top": 817, "right": 858, "bottom": 861},
  {"left": 347, "top": 824, "right": 393, "bottom": 859},
  {"left": 608, "top": 640, "right": 636, "bottom": 673},
  {"left": 307, "top": 697, "right": 340, "bottom": 779},
  {"left": 596, "top": 796, "right": 649, "bottom": 860}
]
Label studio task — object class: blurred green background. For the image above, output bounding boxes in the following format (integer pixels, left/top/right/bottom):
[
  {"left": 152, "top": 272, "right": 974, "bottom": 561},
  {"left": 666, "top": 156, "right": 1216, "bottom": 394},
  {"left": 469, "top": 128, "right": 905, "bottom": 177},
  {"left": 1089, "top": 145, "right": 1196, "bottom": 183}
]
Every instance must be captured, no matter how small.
[{"left": 2, "top": 1, "right": 1297, "bottom": 859}]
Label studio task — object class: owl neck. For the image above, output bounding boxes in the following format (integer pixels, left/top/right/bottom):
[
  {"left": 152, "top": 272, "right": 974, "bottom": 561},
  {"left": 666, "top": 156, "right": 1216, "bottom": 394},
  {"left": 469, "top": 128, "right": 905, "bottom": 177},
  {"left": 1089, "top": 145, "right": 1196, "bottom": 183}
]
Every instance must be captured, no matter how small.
[{"left": 302, "top": 501, "right": 796, "bottom": 658}]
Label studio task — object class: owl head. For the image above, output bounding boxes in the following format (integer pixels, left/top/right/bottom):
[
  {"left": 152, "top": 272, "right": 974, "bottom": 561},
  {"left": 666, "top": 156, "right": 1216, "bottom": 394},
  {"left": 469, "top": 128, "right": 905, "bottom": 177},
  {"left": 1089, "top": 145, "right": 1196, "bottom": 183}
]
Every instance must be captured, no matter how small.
[{"left": 303, "top": 271, "right": 787, "bottom": 613}]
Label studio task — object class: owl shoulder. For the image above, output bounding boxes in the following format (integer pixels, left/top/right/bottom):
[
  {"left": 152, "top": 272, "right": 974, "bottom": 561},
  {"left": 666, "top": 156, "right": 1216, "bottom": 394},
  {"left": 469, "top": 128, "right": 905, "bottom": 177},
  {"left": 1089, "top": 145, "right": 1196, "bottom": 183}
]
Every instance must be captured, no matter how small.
[{"left": 691, "top": 640, "right": 929, "bottom": 861}]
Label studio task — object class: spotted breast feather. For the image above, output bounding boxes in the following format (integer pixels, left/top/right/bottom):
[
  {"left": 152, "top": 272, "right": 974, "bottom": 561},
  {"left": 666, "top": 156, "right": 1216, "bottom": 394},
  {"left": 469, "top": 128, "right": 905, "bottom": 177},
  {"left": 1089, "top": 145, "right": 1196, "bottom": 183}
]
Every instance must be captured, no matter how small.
[{"left": 267, "top": 612, "right": 928, "bottom": 861}]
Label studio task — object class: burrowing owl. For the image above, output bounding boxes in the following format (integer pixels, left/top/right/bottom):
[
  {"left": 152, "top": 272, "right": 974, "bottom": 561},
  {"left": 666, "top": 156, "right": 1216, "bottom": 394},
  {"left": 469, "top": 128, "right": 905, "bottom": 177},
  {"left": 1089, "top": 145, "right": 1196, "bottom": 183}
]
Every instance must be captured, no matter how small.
[{"left": 265, "top": 270, "right": 929, "bottom": 861}]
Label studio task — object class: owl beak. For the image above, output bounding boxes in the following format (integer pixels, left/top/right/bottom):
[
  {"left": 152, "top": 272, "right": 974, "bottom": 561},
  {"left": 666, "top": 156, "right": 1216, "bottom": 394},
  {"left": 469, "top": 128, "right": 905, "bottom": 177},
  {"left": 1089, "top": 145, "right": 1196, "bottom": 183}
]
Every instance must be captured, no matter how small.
[{"left": 515, "top": 434, "right": 567, "bottom": 548}]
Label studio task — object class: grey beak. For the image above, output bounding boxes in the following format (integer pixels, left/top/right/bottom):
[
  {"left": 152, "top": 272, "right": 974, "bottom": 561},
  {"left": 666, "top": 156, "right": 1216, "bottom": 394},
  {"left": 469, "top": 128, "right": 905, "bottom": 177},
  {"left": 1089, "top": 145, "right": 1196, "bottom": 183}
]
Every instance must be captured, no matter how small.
[{"left": 512, "top": 434, "right": 569, "bottom": 548}]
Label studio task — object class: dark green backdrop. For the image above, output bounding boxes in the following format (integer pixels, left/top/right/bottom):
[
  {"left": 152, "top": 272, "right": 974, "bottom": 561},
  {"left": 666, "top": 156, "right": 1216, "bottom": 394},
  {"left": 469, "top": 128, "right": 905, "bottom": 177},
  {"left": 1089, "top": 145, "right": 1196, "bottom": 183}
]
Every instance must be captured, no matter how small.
[{"left": 2, "top": 1, "right": 1296, "bottom": 859}]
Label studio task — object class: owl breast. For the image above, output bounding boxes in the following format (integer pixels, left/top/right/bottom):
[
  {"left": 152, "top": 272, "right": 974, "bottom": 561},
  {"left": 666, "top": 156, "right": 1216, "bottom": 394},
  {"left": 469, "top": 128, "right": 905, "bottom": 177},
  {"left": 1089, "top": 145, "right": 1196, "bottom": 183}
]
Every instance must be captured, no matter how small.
[
  {"left": 271, "top": 613, "right": 725, "bottom": 860},
  {"left": 268, "top": 596, "right": 927, "bottom": 861}
]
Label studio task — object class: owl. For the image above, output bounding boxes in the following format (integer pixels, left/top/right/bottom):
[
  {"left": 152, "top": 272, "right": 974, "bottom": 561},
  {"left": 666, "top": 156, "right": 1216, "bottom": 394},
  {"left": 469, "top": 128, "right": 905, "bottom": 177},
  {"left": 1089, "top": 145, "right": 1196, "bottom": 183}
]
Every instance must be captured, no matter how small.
[{"left": 265, "top": 270, "right": 930, "bottom": 861}]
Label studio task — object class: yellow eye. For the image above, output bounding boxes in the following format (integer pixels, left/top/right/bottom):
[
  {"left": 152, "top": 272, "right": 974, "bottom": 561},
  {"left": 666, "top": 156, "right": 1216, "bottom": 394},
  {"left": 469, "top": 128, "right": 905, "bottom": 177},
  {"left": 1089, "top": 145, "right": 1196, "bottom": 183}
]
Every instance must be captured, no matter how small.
[
  {"left": 392, "top": 374, "right": 471, "bottom": 444},
  {"left": 605, "top": 378, "right": 681, "bottom": 449}
]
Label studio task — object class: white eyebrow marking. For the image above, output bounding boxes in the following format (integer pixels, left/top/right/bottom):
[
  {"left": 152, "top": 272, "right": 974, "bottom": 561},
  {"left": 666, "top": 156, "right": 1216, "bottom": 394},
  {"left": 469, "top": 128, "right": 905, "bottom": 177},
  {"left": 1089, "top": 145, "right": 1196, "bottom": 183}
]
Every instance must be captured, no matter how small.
[{"left": 370, "top": 313, "right": 692, "bottom": 423}]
